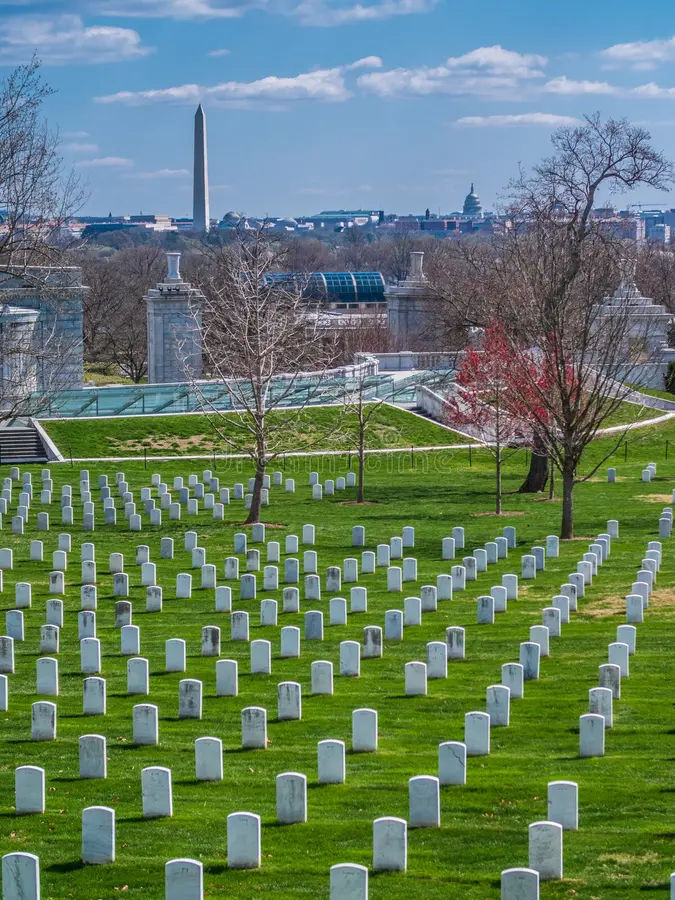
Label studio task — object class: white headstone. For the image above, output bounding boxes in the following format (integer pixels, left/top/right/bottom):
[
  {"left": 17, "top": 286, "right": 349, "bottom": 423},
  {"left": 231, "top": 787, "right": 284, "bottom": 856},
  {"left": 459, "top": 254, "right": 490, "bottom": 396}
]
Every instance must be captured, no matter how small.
[
  {"left": 79, "top": 734, "right": 107, "bottom": 779},
  {"left": 165, "top": 859, "right": 203, "bottom": 900},
  {"left": 352, "top": 708, "right": 377, "bottom": 752},
  {"left": 548, "top": 780, "right": 578, "bottom": 830},
  {"left": 438, "top": 741, "right": 466, "bottom": 786},
  {"left": 15, "top": 766, "right": 45, "bottom": 814},
  {"left": 373, "top": 817, "right": 407, "bottom": 872},
  {"left": 241, "top": 706, "right": 267, "bottom": 749},
  {"left": 318, "top": 739, "right": 345, "bottom": 784},
  {"left": 528, "top": 820, "right": 563, "bottom": 881},
  {"left": 227, "top": 812, "right": 261, "bottom": 869},
  {"left": 142, "top": 766, "right": 173, "bottom": 817},
  {"left": 408, "top": 775, "right": 440, "bottom": 827},
  {"left": 276, "top": 772, "right": 307, "bottom": 824}
]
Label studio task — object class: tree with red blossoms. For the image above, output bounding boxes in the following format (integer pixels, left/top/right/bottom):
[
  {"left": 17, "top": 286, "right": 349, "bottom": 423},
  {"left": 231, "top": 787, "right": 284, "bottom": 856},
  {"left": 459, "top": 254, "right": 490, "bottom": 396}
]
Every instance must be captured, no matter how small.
[{"left": 444, "top": 326, "right": 531, "bottom": 514}]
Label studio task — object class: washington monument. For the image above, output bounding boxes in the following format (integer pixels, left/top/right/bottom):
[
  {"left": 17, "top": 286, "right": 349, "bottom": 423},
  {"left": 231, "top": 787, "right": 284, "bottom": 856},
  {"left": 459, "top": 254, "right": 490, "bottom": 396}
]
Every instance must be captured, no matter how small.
[{"left": 193, "top": 104, "right": 210, "bottom": 232}]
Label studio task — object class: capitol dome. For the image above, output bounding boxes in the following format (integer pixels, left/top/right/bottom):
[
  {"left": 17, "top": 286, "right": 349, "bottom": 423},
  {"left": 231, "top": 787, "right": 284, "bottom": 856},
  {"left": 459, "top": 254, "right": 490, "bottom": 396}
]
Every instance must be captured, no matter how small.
[{"left": 462, "top": 183, "right": 483, "bottom": 218}]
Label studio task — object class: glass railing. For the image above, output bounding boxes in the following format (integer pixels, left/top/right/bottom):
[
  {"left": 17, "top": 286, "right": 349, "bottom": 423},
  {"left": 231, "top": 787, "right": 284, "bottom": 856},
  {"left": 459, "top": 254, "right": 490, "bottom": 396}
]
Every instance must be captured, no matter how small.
[{"left": 31, "top": 374, "right": 398, "bottom": 419}]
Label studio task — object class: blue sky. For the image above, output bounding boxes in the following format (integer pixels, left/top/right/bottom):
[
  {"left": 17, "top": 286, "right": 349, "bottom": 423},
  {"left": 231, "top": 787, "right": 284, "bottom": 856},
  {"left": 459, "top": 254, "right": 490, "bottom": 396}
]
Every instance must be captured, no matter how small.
[{"left": 3, "top": 0, "right": 675, "bottom": 216}]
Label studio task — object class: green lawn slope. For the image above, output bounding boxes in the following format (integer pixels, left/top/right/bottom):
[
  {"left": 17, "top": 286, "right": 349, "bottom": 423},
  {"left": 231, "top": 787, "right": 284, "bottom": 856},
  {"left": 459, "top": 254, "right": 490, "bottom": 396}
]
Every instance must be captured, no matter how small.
[{"left": 40, "top": 404, "right": 472, "bottom": 459}]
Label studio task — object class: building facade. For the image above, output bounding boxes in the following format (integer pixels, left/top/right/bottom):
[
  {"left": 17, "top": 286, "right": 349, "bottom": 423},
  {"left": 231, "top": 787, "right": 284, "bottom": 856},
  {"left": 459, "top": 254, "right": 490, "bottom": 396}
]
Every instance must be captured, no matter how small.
[{"left": 0, "top": 267, "right": 85, "bottom": 406}]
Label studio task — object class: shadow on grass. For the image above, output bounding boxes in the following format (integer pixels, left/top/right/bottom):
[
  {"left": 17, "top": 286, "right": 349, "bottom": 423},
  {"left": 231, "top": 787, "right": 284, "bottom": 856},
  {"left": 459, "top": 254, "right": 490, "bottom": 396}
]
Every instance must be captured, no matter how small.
[
  {"left": 203, "top": 864, "right": 228, "bottom": 875},
  {"left": 46, "top": 860, "right": 85, "bottom": 873}
]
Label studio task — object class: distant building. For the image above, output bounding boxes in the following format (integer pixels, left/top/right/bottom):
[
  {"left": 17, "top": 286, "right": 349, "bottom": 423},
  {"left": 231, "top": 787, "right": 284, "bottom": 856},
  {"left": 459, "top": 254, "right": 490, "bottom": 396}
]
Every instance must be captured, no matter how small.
[
  {"left": 129, "top": 215, "right": 175, "bottom": 232},
  {"left": 0, "top": 267, "right": 85, "bottom": 401},
  {"left": 462, "top": 184, "right": 483, "bottom": 218},
  {"left": 265, "top": 271, "right": 386, "bottom": 312}
]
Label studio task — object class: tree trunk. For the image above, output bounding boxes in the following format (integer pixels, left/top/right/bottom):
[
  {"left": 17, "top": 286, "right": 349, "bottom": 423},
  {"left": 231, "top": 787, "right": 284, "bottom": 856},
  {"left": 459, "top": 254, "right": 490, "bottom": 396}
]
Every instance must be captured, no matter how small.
[
  {"left": 495, "top": 448, "right": 502, "bottom": 515},
  {"left": 357, "top": 426, "right": 365, "bottom": 502},
  {"left": 548, "top": 458, "right": 555, "bottom": 500},
  {"left": 245, "top": 464, "right": 265, "bottom": 524},
  {"left": 560, "top": 459, "right": 575, "bottom": 539},
  {"left": 518, "top": 448, "right": 549, "bottom": 493}
]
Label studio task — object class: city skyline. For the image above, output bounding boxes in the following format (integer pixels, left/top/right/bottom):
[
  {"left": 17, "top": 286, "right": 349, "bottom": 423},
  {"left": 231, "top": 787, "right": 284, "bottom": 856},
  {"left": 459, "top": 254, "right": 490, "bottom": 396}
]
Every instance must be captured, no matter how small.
[{"left": 5, "top": 0, "right": 675, "bottom": 215}]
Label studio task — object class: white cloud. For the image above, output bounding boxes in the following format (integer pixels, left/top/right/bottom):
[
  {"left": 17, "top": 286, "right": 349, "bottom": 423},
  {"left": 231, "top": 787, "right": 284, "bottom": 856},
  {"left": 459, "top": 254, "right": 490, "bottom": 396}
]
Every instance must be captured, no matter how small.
[
  {"left": 97, "top": 0, "right": 436, "bottom": 23},
  {"left": 75, "top": 156, "right": 134, "bottom": 168},
  {"left": 345, "top": 56, "right": 382, "bottom": 70},
  {"left": 357, "top": 44, "right": 547, "bottom": 98},
  {"left": 63, "top": 142, "right": 99, "bottom": 152},
  {"left": 0, "top": 14, "right": 152, "bottom": 65},
  {"left": 290, "top": 0, "right": 435, "bottom": 26},
  {"left": 94, "top": 0, "right": 247, "bottom": 19},
  {"left": 602, "top": 36, "right": 675, "bottom": 70},
  {"left": 95, "top": 58, "right": 382, "bottom": 105},
  {"left": 454, "top": 113, "right": 582, "bottom": 128},
  {"left": 127, "top": 168, "right": 190, "bottom": 178},
  {"left": 63, "top": 130, "right": 90, "bottom": 138},
  {"left": 208, "top": 48, "right": 231, "bottom": 56},
  {"left": 543, "top": 75, "right": 616, "bottom": 95},
  {"left": 445, "top": 45, "right": 547, "bottom": 78},
  {"left": 630, "top": 82, "right": 675, "bottom": 99}
]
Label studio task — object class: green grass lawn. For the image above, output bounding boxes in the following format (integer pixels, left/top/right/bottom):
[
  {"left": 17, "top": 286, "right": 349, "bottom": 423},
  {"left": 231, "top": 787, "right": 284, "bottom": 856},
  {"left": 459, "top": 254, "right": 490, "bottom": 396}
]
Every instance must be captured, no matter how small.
[
  {"left": 625, "top": 382, "right": 675, "bottom": 402},
  {"left": 40, "top": 405, "right": 472, "bottom": 459},
  {"left": 1, "top": 421, "right": 675, "bottom": 898},
  {"left": 591, "top": 399, "right": 668, "bottom": 429}
]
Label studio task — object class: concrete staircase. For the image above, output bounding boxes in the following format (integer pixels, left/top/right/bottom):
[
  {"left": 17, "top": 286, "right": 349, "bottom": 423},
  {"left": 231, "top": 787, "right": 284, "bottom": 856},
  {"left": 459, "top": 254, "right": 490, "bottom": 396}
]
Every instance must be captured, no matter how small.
[{"left": 0, "top": 425, "right": 47, "bottom": 463}]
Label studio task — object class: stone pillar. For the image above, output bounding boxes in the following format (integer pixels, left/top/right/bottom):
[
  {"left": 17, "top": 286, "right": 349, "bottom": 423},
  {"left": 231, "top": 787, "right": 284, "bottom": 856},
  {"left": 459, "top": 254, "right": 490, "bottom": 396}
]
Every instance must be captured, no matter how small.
[
  {"left": 146, "top": 253, "right": 203, "bottom": 384},
  {"left": 386, "top": 252, "right": 437, "bottom": 349}
]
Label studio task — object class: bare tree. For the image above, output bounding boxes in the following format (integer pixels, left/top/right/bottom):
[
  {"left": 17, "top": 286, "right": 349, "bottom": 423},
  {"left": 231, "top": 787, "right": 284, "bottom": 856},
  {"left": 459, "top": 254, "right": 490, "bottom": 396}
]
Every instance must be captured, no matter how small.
[
  {"left": 1, "top": 58, "right": 84, "bottom": 274},
  {"left": 279, "top": 236, "right": 337, "bottom": 273},
  {"left": 185, "top": 230, "right": 339, "bottom": 524},
  {"left": 340, "top": 365, "right": 385, "bottom": 502},
  {"left": 80, "top": 246, "right": 164, "bottom": 382},
  {"left": 503, "top": 113, "right": 673, "bottom": 501},
  {"left": 637, "top": 242, "right": 675, "bottom": 313},
  {"left": 332, "top": 313, "right": 391, "bottom": 364},
  {"left": 0, "top": 59, "right": 86, "bottom": 421}
]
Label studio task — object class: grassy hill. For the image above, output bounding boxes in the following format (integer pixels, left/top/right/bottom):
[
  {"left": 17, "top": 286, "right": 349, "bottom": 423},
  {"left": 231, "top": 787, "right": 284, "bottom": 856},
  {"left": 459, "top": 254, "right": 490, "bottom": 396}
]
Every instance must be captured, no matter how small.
[{"left": 40, "top": 404, "right": 472, "bottom": 459}]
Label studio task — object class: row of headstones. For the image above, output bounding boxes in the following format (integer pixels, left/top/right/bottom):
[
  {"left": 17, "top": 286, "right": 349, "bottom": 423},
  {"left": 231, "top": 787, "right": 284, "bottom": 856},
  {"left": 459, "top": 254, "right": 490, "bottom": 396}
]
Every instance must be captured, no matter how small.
[
  {"left": 472, "top": 521, "right": 621, "bottom": 627},
  {"left": 3, "top": 610, "right": 413, "bottom": 706},
  {"left": 418, "top": 526, "right": 620, "bottom": 767},
  {"left": 308, "top": 470, "right": 357, "bottom": 500},
  {"left": 5, "top": 846, "right": 674, "bottom": 900},
  {"left": 605, "top": 460, "right": 666, "bottom": 483},
  {"left": 18, "top": 464, "right": 281, "bottom": 531},
  {"left": 8, "top": 754, "right": 580, "bottom": 876},
  {"left": 0, "top": 616, "right": 467, "bottom": 711},
  {"left": 637, "top": 461, "right": 659, "bottom": 482},
  {"left": 397, "top": 519, "right": 642, "bottom": 892},
  {"left": 25, "top": 699, "right": 375, "bottom": 749},
  {"left": 576, "top": 527, "right": 665, "bottom": 761}
]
